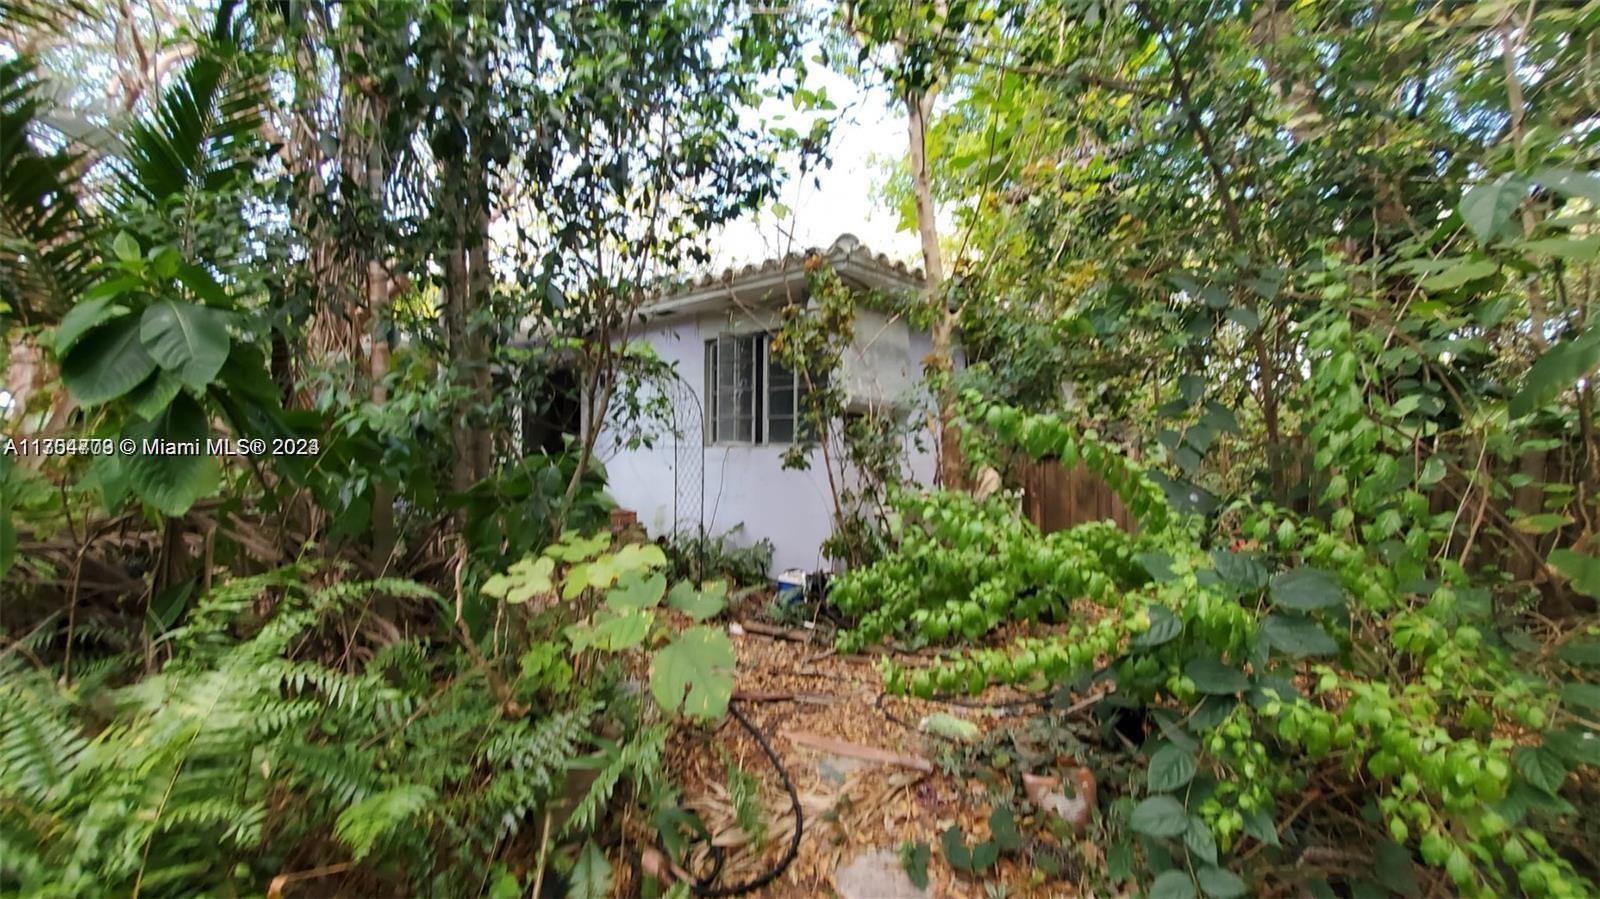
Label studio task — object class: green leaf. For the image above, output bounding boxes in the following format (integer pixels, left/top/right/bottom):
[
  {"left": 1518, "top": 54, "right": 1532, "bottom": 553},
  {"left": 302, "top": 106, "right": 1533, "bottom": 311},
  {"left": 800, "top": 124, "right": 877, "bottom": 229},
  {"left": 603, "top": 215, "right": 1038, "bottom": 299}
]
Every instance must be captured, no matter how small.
[
  {"left": 1519, "top": 236, "right": 1600, "bottom": 262},
  {"left": 125, "top": 370, "right": 184, "bottom": 421},
  {"left": 177, "top": 263, "right": 229, "bottom": 304},
  {"left": 112, "top": 231, "right": 141, "bottom": 262},
  {"left": 1129, "top": 795, "right": 1188, "bottom": 837},
  {"left": 651, "top": 626, "right": 735, "bottom": 720},
  {"left": 1184, "top": 656, "right": 1250, "bottom": 695},
  {"left": 1184, "top": 816, "right": 1218, "bottom": 866},
  {"left": 1510, "top": 328, "right": 1600, "bottom": 418},
  {"left": 1560, "top": 682, "right": 1600, "bottom": 712},
  {"left": 1149, "top": 870, "right": 1197, "bottom": 899},
  {"left": 568, "top": 841, "right": 612, "bottom": 899},
  {"left": 1225, "top": 305, "right": 1259, "bottom": 330},
  {"left": 1459, "top": 176, "right": 1528, "bottom": 243},
  {"left": 970, "top": 839, "right": 999, "bottom": 871},
  {"left": 607, "top": 571, "right": 666, "bottom": 612},
  {"left": 1211, "top": 550, "right": 1267, "bottom": 590},
  {"left": 140, "top": 300, "right": 231, "bottom": 389},
  {"left": 1133, "top": 605, "right": 1182, "bottom": 649},
  {"left": 1533, "top": 168, "right": 1600, "bottom": 205},
  {"left": 1196, "top": 866, "right": 1247, "bottom": 898},
  {"left": 1372, "top": 839, "right": 1420, "bottom": 897},
  {"left": 1513, "top": 513, "right": 1572, "bottom": 535},
  {"left": 1147, "top": 745, "right": 1197, "bottom": 792},
  {"left": 1514, "top": 746, "right": 1569, "bottom": 796},
  {"left": 579, "top": 610, "right": 652, "bottom": 651},
  {"left": 940, "top": 825, "right": 973, "bottom": 872},
  {"left": 989, "top": 805, "right": 1023, "bottom": 852},
  {"left": 547, "top": 531, "right": 611, "bottom": 562},
  {"left": 1261, "top": 613, "right": 1339, "bottom": 658},
  {"left": 1550, "top": 549, "right": 1600, "bottom": 600},
  {"left": 125, "top": 392, "right": 216, "bottom": 516},
  {"left": 612, "top": 541, "right": 668, "bottom": 574},
  {"left": 60, "top": 316, "right": 158, "bottom": 406},
  {"left": 1556, "top": 640, "right": 1600, "bottom": 666},
  {"left": 900, "top": 841, "right": 930, "bottom": 890},
  {"left": 1544, "top": 730, "right": 1600, "bottom": 767},
  {"left": 1269, "top": 567, "right": 1345, "bottom": 611},
  {"left": 484, "top": 561, "right": 547, "bottom": 606},
  {"left": 1420, "top": 258, "right": 1497, "bottom": 291},
  {"left": 666, "top": 579, "right": 728, "bottom": 621},
  {"left": 54, "top": 296, "right": 130, "bottom": 355},
  {"left": 1241, "top": 809, "right": 1279, "bottom": 847}
]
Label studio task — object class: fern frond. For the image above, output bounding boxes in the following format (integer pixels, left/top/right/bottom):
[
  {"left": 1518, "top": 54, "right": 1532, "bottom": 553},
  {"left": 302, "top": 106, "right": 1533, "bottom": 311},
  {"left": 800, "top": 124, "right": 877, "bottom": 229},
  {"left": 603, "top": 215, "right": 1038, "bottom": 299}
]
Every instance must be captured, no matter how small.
[
  {"left": 335, "top": 785, "right": 436, "bottom": 861},
  {"left": 562, "top": 723, "right": 668, "bottom": 838}
]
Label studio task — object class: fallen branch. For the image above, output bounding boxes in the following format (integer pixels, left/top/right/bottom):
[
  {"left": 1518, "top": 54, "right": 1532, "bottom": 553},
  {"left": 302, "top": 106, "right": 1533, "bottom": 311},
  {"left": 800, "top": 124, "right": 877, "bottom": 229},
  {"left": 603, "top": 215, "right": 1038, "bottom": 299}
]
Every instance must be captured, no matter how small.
[{"left": 733, "top": 620, "right": 815, "bottom": 642}]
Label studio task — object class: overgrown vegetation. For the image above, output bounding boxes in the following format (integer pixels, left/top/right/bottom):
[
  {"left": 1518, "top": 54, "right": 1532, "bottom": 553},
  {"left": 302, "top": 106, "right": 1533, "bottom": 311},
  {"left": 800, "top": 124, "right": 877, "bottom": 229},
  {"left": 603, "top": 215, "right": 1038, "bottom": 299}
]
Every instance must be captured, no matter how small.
[{"left": 5, "top": 0, "right": 1600, "bottom": 897}]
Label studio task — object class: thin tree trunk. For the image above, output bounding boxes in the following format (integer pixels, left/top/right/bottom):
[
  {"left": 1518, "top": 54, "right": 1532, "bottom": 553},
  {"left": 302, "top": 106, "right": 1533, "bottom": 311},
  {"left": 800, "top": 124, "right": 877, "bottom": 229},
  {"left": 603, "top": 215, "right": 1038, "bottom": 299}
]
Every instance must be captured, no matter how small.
[{"left": 906, "top": 86, "right": 963, "bottom": 489}]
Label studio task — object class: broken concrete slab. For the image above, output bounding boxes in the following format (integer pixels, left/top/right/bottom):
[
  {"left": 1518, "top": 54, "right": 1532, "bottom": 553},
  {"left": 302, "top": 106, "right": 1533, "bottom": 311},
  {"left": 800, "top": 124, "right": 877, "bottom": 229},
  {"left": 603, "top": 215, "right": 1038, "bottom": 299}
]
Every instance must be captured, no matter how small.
[{"left": 833, "top": 849, "right": 929, "bottom": 899}]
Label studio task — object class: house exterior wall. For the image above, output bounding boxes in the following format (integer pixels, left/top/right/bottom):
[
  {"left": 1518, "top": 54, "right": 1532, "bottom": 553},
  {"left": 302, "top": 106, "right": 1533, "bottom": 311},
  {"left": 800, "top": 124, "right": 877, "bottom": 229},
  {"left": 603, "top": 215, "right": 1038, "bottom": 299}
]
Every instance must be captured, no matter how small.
[{"left": 598, "top": 306, "right": 940, "bottom": 575}]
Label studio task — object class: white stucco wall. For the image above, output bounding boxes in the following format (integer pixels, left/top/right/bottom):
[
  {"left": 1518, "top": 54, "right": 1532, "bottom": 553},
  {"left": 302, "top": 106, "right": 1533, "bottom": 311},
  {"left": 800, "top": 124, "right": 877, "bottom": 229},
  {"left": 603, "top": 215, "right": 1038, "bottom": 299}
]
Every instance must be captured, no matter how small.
[{"left": 599, "top": 306, "right": 940, "bottom": 575}]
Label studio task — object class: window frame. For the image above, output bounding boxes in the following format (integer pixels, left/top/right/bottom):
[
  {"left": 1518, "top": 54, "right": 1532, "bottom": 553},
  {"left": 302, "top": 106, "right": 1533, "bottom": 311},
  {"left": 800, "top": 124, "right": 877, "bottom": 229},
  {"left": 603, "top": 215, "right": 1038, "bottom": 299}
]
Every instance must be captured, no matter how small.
[{"left": 704, "top": 332, "right": 813, "bottom": 446}]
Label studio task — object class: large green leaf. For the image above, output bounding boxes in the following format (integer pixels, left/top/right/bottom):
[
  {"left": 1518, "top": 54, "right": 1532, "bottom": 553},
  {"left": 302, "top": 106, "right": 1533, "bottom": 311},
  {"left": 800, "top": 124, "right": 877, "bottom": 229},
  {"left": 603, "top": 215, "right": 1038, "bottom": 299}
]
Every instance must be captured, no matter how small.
[
  {"left": 125, "top": 392, "right": 217, "bottom": 515},
  {"left": 1132, "top": 605, "right": 1182, "bottom": 649},
  {"left": 1147, "top": 744, "right": 1197, "bottom": 792},
  {"left": 1129, "top": 795, "right": 1188, "bottom": 837},
  {"left": 1269, "top": 567, "right": 1345, "bottom": 611},
  {"left": 60, "top": 316, "right": 158, "bottom": 406},
  {"left": 1560, "top": 682, "right": 1600, "bottom": 712},
  {"left": 1184, "top": 656, "right": 1250, "bottom": 695},
  {"left": 1550, "top": 549, "right": 1600, "bottom": 600},
  {"left": 568, "top": 609, "right": 652, "bottom": 652},
  {"left": 1533, "top": 168, "right": 1600, "bottom": 205},
  {"left": 1372, "top": 839, "right": 1420, "bottom": 897},
  {"left": 483, "top": 555, "right": 555, "bottom": 604},
  {"left": 665, "top": 579, "right": 728, "bottom": 621},
  {"left": 125, "top": 370, "right": 184, "bottom": 421},
  {"left": 1420, "top": 258, "right": 1497, "bottom": 292},
  {"left": 1261, "top": 613, "right": 1338, "bottom": 658},
  {"left": 1511, "top": 328, "right": 1600, "bottom": 418},
  {"left": 1196, "top": 866, "right": 1247, "bottom": 898},
  {"left": 1514, "top": 746, "right": 1568, "bottom": 796},
  {"left": 650, "top": 626, "right": 735, "bottom": 720},
  {"left": 1211, "top": 550, "right": 1267, "bottom": 590},
  {"left": 1184, "top": 816, "right": 1218, "bottom": 865},
  {"left": 54, "top": 294, "right": 130, "bottom": 354},
  {"left": 606, "top": 571, "right": 666, "bottom": 612},
  {"left": 568, "top": 841, "right": 612, "bottom": 899},
  {"left": 1149, "top": 870, "right": 1197, "bottom": 899},
  {"left": 1458, "top": 176, "right": 1528, "bottom": 244},
  {"left": 140, "top": 300, "right": 231, "bottom": 389}
]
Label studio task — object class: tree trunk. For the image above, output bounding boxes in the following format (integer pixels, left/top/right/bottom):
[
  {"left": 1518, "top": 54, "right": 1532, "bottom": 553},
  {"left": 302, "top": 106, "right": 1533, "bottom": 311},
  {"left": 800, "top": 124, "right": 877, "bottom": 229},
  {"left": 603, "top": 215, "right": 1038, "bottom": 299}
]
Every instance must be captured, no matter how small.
[{"left": 906, "top": 87, "right": 963, "bottom": 489}]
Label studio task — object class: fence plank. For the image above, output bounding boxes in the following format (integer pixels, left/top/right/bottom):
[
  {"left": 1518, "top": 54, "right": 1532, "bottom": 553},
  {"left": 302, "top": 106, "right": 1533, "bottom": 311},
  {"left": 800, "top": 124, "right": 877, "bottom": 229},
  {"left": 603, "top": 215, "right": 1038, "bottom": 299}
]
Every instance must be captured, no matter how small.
[{"left": 1018, "top": 458, "right": 1136, "bottom": 533}]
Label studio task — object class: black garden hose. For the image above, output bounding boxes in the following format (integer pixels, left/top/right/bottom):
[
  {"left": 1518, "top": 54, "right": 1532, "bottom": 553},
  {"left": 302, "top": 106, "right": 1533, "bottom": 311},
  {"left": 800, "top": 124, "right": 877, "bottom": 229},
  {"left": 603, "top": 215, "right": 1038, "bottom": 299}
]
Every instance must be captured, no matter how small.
[{"left": 677, "top": 700, "right": 804, "bottom": 897}]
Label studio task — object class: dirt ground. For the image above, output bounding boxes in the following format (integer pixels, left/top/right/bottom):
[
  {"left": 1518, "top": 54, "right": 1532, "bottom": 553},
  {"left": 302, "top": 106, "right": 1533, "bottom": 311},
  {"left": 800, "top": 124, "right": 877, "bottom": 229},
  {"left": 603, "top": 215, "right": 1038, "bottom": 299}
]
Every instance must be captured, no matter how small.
[{"left": 657, "top": 610, "right": 1107, "bottom": 899}]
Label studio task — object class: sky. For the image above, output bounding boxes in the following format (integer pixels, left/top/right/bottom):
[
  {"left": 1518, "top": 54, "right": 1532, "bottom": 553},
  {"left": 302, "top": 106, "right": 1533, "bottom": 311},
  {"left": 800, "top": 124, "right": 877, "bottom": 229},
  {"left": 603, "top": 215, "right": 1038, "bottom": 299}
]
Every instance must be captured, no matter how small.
[{"left": 703, "top": 63, "right": 924, "bottom": 272}]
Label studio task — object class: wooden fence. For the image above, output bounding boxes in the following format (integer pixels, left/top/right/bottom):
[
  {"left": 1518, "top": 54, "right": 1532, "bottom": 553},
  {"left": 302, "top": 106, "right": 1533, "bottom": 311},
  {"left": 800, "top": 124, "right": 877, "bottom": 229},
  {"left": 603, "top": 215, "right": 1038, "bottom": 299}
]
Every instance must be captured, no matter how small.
[{"left": 1017, "top": 458, "right": 1137, "bottom": 534}]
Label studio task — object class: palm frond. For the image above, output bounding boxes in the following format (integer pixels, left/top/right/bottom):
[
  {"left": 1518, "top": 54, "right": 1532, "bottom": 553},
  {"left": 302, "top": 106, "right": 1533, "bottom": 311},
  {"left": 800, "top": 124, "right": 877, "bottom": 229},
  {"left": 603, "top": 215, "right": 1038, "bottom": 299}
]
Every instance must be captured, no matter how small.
[
  {"left": 0, "top": 56, "right": 95, "bottom": 324},
  {"left": 111, "top": 0, "right": 266, "bottom": 219}
]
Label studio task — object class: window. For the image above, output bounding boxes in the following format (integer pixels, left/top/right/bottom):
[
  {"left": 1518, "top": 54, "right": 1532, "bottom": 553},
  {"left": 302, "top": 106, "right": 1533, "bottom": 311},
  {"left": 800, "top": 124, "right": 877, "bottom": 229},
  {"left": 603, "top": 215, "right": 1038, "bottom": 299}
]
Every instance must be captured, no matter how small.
[{"left": 704, "top": 333, "right": 816, "bottom": 444}]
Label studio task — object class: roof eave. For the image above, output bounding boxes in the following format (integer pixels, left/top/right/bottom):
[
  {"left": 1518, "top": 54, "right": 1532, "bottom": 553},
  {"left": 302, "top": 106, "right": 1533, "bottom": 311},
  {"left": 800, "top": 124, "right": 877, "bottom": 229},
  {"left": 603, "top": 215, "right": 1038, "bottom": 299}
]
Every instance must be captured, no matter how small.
[{"left": 636, "top": 252, "right": 927, "bottom": 322}]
